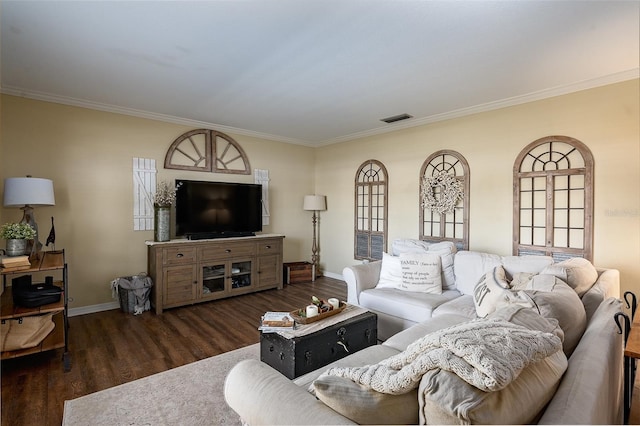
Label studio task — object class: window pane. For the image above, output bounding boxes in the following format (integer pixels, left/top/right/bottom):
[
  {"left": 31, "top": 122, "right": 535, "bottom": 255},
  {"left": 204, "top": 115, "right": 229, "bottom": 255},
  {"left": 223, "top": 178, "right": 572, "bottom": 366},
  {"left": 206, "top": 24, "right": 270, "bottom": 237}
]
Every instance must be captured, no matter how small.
[
  {"left": 554, "top": 228, "right": 568, "bottom": 248},
  {"left": 520, "top": 227, "right": 532, "bottom": 245},
  {"left": 569, "top": 229, "right": 584, "bottom": 249},
  {"left": 554, "top": 210, "right": 568, "bottom": 228},
  {"left": 569, "top": 209, "right": 584, "bottom": 228},
  {"left": 533, "top": 228, "right": 546, "bottom": 246}
]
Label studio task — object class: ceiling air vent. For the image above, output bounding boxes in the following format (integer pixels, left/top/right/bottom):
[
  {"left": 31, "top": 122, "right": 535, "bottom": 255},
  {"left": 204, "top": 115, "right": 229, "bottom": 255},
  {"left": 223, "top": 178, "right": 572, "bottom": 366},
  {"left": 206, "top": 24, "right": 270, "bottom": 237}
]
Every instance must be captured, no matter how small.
[{"left": 380, "top": 113, "right": 413, "bottom": 124}]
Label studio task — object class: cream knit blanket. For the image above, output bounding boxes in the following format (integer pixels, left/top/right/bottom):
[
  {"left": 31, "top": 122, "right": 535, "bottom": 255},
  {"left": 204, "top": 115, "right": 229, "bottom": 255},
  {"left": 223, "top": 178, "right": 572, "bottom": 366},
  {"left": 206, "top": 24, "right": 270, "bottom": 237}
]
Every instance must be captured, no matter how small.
[{"left": 323, "top": 318, "right": 562, "bottom": 394}]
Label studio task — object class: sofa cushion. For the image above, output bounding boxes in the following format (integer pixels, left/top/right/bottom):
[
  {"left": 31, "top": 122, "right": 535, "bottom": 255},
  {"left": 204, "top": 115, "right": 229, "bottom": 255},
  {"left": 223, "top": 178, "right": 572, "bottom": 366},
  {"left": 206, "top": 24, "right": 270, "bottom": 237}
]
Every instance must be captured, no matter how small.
[
  {"left": 501, "top": 255, "right": 554, "bottom": 278},
  {"left": 431, "top": 294, "right": 476, "bottom": 319},
  {"left": 419, "top": 306, "right": 567, "bottom": 424},
  {"left": 472, "top": 266, "right": 511, "bottom": 317},
  {"left": 397, "top": 252, "right": 442, "bottom": 294},
  {"left": 391, "top": 239, "right": 456, "bottom": 290},
  {"left": 383, "top": 313, "right": 470, "bottom": 352},
  {"left": 455, "top": 252, "right": 555, "bottom": 296},
  {"left": 312, "top": 375, "right": 419, "bottom": 425},
  {"left": 419, "top": 350, "right": 567, "bottom": 425},
  {"left": 453, "top": 251, "right": 503, "bottom": 296},
  {"left": 541, "top": 257, "right": 599, "bottom": 297},
  {"left": 359, "top": 288, "right": 460, "bottom": 324},
  {"left": 376, "top": 252, "right": 402, "bottom": 289},
  {"left": 519, "top": 274, "right": 587, "bottom": 356}
]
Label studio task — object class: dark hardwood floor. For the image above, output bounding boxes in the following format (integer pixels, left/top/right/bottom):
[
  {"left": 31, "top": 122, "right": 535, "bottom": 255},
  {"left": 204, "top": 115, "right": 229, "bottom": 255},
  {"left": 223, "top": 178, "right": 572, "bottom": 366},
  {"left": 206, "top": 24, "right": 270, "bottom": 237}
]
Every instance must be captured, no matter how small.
[{"left": 1, "top": 277, "right": 347, "bottom": 426}]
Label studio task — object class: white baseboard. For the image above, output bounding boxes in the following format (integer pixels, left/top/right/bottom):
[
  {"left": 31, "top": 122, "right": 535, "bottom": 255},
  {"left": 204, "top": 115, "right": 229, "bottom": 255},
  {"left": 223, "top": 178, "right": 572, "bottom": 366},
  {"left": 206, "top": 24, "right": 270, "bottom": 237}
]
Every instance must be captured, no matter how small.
[
  {"left": 68, "top": 301, "right": 119, "bottom": 317},
  {"left": 322, "top": 270, "right": 344, "bottom": 281},
  {"left": 69, "top": 273, "right": 346, "bottom": 317}
]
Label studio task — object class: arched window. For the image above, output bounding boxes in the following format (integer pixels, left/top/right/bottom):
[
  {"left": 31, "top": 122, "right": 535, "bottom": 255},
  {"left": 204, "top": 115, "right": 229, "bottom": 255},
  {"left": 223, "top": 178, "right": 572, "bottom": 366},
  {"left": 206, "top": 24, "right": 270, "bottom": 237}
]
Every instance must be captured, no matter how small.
[
  {"left": 513, "top": 136, "right": 594, "bottom": 261},
  {"left": 355, "top": 160, "right": 388, "bottom": 261},
  {"left": 419, "top": 150, "right": 470, "bottom": 250}
]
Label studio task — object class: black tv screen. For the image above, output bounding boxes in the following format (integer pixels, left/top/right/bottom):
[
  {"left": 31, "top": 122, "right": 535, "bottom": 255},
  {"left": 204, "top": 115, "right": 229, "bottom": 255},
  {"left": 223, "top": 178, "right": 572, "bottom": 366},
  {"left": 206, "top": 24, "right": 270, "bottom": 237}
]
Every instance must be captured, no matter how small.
[{"left": 175, "top": 180, "right": 262, "bottom": 239}]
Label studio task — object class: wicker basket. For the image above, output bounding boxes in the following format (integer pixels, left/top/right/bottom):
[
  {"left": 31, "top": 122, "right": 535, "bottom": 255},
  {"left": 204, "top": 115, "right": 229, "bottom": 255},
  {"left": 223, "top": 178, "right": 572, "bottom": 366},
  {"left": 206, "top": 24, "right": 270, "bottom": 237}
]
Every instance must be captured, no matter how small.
[
  {"left": 118, "top": 286, "right": 137, "bottom": 313},
  {"left": 112, "top": 274, "right": 153, "bottom": 314}
]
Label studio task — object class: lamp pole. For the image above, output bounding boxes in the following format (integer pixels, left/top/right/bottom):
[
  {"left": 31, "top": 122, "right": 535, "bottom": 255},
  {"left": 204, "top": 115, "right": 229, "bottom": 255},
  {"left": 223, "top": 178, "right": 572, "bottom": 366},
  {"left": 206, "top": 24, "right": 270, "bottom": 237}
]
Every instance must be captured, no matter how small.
[{"left": 310, "top": 210, "right": 319, "bottom": 280}]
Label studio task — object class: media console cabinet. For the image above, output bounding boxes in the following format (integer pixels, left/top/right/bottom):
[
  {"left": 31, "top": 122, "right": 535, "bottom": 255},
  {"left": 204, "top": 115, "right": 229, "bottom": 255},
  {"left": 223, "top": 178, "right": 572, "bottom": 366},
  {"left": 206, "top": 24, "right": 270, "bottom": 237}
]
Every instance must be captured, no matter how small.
[{"left": 146, "top": 234, "right": 284, "bottom": 314}]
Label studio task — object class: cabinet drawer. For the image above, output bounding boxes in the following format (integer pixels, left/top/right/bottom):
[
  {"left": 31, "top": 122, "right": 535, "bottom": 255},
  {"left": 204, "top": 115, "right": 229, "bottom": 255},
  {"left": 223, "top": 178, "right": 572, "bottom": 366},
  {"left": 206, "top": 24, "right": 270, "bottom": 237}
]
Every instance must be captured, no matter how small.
[
  {"left": 199, "top": 242, "right": 255, "bottom": 261},
  {"left": 163, "top": 246, "right": 196, "bottom": 265},
  {"left": 257, "top": 239, "right": 282, "bottom": 256}
]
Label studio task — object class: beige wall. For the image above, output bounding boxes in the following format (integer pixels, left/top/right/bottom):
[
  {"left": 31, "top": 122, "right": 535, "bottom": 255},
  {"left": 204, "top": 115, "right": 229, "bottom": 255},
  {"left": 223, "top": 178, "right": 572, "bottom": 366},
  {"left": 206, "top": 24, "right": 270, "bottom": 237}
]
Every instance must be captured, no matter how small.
[
  {"left": 2, "top": 79, "right": 639, "bottom": 309},
  {"left": 315, "top": 79, "right": 640, "bottom": 295},
  {"left": 1, "top": 95, "right": 316, "bottom": 309}
]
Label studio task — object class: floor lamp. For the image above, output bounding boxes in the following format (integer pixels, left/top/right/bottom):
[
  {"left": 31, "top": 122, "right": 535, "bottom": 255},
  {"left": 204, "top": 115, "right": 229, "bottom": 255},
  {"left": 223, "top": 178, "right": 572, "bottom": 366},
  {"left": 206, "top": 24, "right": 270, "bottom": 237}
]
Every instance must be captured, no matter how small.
[
  {"left": 3, "top": 176, "right": 56, "bottom": 259},
  {"left": 303, "top": 195, "right": 326, "bottom": 281}
]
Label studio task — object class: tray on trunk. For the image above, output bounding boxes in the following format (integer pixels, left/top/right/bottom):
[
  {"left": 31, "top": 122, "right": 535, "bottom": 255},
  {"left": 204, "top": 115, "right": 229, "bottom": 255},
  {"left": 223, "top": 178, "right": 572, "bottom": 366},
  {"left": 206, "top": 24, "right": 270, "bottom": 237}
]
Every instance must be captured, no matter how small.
[{"left": 290, "top": 302, "right": 347, "bottom": 324}]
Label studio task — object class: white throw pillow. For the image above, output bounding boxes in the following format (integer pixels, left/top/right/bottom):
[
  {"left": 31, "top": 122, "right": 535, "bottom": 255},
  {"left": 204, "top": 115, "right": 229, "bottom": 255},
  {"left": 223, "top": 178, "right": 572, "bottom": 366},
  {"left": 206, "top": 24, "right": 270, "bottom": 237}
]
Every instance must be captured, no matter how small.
[
  {"left": 376, "top": 252, "right": 402, "bottom": 288},
  {"left": 540, "top": 257, "right": 598, "bottom": 297},
  {"left": 453, "top": 251, "right": 503, "bottom": 296},
  {"left": 391, "top": 239, "right": 457, "bottom": 290},
  {"left": 397, "top": 252, "right": 443, "bottom": 294},
  {"left": 472, "top": 266, "right": 511, "bottom": 317}
]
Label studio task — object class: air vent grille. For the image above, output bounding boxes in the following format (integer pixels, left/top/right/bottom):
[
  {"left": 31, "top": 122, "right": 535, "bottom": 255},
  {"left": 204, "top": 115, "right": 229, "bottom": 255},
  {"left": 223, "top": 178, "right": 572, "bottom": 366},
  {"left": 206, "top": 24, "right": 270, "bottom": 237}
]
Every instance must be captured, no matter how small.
[{"left": 380, "top": 113, "right": 413, "bottom": 124}]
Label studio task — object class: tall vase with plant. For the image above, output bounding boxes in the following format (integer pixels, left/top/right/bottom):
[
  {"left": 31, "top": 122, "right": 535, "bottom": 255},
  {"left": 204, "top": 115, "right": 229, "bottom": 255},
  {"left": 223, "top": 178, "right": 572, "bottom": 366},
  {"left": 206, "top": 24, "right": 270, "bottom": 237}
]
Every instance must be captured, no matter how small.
[
  {"left": 0, "top": 222, "right": 37, "bottom": 256},
  {"left": 153, "top": 180, "right": 179, "bottom": 242}
]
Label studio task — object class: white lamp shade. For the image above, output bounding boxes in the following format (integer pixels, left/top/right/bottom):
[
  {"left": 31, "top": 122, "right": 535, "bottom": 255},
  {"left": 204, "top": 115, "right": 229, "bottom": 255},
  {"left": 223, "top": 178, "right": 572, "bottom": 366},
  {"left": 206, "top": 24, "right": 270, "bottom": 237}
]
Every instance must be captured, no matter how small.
[
  {"left": 3, "top": 177, "right": 56, "bottom": 207},
  {"left": 303, "top": 195, "right": 326, "bottom": 211}
]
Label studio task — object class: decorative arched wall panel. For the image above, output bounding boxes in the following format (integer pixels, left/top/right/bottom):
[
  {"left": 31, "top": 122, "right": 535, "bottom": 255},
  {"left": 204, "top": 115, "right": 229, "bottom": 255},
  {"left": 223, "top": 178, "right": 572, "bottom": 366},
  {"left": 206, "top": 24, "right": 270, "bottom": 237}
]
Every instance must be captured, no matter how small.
[
  {"left": 354, "top": 159, "right": 388, "bottom": 261},
  {"left": 164, "top": 128, "right": 251, "bottom": 175},
  {"left": 513, "top": 135, "right": 594, "bottom": 261},
  {"left": 419, "top": 150, "right": 469, "bottom": 250}
]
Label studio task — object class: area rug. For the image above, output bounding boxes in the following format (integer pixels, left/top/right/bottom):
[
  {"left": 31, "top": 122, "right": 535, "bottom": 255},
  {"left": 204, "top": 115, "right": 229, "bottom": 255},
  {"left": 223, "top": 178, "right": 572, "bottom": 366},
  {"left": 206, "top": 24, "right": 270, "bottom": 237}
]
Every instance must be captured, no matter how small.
[{"left": 62, "top": 344, "right": 259, "bottom": 425}]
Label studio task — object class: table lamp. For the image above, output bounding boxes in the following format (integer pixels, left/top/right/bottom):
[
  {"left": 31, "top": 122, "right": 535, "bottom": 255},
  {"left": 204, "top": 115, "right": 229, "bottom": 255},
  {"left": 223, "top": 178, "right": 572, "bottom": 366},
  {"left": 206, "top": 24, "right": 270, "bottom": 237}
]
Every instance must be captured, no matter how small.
[
  {"left": 3, "top": 176, "right": 56, "bottom": 258},
  {"left": 303, "top": 194, "right": 326, "bottom": 281}
]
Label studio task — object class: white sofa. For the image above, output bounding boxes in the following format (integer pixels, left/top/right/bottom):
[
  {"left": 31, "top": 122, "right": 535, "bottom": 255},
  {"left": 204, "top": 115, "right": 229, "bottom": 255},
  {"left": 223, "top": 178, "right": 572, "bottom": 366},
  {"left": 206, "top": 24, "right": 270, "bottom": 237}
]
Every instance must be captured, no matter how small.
[{"left": 225, "top": 241, "right": 623, "bottom": 425}]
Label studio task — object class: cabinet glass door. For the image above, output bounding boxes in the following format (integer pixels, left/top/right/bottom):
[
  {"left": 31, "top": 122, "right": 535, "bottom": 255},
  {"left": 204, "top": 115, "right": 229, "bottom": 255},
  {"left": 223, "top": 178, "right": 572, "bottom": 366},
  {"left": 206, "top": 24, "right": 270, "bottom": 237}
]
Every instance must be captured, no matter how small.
[
  {"left": 202, "top": 264, "right": 226, "bottom": 295},
  {"left": 230, "top": 261, "right": 252, "bottom": 289}
]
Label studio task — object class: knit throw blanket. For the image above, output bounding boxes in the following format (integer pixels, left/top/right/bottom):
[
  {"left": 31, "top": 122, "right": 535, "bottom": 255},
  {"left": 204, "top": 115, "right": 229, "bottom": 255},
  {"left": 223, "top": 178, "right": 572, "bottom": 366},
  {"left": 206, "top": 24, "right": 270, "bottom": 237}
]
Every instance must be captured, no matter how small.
[{"left": 323, "top": 318, "right": 562, "bottom": 394}]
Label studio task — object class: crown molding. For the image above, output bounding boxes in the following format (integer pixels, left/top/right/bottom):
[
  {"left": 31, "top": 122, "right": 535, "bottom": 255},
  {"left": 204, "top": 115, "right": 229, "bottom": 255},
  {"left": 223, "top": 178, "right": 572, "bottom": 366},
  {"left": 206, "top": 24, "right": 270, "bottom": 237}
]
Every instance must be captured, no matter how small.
[
  {"left": 320, "top": 68, "right": 640, "bottom": 146},
  {"left": 3, "top": 68, "right": 637, "bottom": 148},
  {"left": 0, "top": 86, "right": 316, "bottom": 147}
]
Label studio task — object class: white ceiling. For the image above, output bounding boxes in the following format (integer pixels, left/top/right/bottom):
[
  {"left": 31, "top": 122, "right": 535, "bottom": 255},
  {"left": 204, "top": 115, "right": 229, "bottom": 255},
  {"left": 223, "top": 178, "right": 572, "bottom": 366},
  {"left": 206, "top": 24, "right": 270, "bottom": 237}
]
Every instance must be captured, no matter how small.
[{"left": 2, "top": 1, "right": 639, "bottom": 146}]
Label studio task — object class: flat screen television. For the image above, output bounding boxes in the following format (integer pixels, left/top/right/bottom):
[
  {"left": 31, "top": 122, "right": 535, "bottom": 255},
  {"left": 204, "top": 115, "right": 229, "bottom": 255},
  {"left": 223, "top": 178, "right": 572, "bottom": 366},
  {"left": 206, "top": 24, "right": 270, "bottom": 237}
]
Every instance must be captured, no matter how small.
[{"left": 175, "top": 179, "right": 262, "bottom": 239}]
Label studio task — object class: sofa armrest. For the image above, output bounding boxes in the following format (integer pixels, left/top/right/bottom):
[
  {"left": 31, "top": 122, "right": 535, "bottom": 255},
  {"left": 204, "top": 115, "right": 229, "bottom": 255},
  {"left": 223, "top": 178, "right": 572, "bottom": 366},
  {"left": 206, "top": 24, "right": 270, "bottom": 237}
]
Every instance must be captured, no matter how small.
[
  {"left": 582, "top": 268, "right": 620, "bottom": 321},
  {"left": 224, "top": 359, "right": 356, "bottom": 425},
  {"left": 342, "top": 261, "right": 382, "bottom": 305},
  {"left": 538, "top": 297, "right": 623, "bottom": 425}
]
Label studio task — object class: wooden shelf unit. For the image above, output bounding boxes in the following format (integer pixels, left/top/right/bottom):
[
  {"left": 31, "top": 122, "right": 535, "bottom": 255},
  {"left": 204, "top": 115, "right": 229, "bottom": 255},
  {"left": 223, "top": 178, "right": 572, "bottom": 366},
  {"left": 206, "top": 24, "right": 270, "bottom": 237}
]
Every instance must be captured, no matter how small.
[
  {"left": 147, "top": 234, "right": 284, "bottom": 314},
  {"left": 1, "top": 250, "right": 70, "bottom": 371}
]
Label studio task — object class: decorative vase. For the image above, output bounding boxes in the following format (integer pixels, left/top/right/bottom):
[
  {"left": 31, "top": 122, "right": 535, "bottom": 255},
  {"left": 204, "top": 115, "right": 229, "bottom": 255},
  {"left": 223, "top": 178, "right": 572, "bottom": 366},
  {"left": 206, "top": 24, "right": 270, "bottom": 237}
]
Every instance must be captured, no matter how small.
[
  {"left": 6, "top": 239, "right": 28, "bottom": 256},
  {"left": 154, "top": 205, "right": 171, "bottom": 242}
]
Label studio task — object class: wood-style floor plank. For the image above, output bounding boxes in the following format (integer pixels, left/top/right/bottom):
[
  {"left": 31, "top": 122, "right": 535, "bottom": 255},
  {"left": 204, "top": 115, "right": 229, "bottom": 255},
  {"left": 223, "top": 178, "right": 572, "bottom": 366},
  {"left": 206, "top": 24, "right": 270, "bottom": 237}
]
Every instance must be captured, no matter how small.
[{"left": 1, "top": 277, "right": 346, "bottom": 426}]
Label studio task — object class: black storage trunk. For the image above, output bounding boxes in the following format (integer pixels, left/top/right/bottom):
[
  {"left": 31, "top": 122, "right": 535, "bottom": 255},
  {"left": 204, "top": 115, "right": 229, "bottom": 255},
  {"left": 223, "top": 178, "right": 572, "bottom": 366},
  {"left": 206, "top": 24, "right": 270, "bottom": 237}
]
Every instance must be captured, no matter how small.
[{"left": 260, "top": 311, "right": 377, "bottom": 379}]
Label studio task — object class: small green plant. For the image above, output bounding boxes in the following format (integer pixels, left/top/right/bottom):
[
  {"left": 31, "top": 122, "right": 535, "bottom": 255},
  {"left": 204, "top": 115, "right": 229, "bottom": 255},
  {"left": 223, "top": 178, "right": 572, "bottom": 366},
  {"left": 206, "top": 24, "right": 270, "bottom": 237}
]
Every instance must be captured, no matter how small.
[{"left": 0, "top": 222, "right": 37, "bottom": 240}]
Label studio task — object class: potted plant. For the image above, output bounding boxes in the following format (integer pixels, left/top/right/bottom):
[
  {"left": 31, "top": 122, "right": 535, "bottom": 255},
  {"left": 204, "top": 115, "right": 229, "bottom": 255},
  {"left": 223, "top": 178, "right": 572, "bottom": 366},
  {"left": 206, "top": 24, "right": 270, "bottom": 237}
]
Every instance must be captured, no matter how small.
[{"left": 0, "top": 222, "right": 36, "bottom": 256}]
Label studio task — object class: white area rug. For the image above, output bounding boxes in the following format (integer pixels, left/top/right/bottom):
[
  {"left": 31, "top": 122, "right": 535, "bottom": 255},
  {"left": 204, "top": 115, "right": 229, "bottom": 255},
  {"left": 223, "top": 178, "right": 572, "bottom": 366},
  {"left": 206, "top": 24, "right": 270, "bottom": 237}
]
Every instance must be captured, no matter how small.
[{"left": 62, "top": 344, "right": 259, "bottom": 426}]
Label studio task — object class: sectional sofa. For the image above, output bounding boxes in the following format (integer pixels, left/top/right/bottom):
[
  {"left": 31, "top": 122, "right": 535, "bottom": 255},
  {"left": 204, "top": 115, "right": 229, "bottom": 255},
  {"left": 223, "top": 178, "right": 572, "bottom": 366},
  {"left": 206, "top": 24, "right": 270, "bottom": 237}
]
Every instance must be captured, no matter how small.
[{"left": 225, "top": 240, "right": 623, "bottom": 424}]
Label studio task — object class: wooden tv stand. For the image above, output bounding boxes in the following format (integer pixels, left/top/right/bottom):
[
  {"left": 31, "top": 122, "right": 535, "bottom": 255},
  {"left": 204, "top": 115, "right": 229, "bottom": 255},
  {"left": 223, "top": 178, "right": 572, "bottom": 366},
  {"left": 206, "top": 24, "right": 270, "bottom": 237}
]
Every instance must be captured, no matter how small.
[{"left": 146, "top": 234, "right": 284, "bottom": 314}]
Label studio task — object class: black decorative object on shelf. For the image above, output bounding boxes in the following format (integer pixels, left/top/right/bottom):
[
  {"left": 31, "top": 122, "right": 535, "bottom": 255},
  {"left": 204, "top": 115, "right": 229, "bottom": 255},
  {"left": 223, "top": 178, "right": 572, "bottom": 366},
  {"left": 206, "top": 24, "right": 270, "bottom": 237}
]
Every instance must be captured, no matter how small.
[{"left": 46, "top": 216, "right": 56, "bottom": 248}]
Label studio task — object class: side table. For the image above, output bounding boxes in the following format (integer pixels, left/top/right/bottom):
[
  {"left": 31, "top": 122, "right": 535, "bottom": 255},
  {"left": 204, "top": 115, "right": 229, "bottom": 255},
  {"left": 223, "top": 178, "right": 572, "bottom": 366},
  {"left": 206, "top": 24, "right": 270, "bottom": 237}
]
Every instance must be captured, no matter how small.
[{"left": 260, "top": 306, "right": 377, "bottom": 379}]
